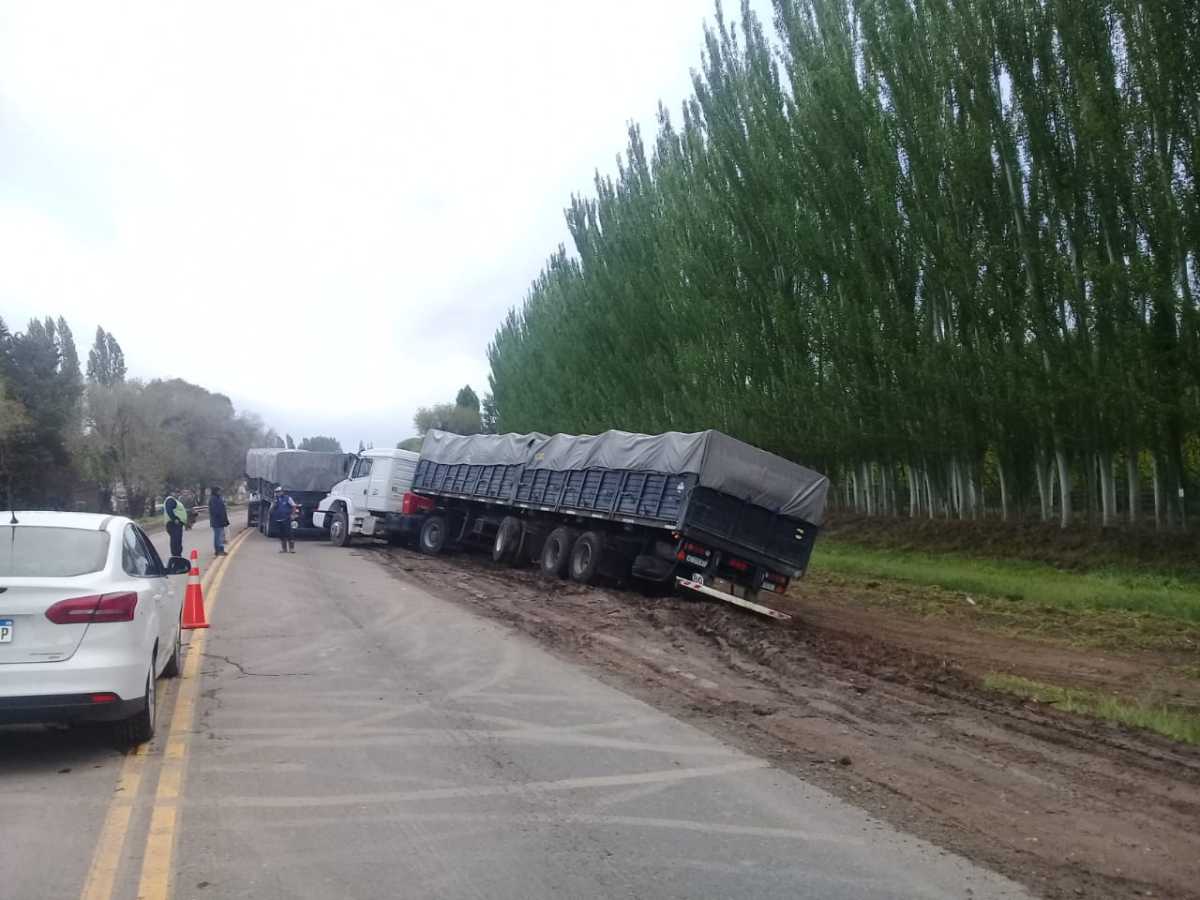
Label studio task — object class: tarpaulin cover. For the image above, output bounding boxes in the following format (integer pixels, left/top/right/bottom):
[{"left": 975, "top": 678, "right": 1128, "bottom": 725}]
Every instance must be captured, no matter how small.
[
  {"left": 418, "top": 431, "right": 548, "bottom": 467},
  {"left": 245, "top": 449, "right": 347, "bottom": 493},
  {"left": 420, "top": 429, "right": 829, "bottom": 525}
]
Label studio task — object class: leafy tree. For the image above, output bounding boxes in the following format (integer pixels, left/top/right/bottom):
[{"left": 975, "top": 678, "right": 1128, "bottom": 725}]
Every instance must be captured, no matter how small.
[
  {"left": 285, "top": 434, "right": 295, "bottom": 450},
  {"left": 299, "top": 435, "right": 343, "bottom": 452},
  {"left": 397, "top": 436, "right": 423, "bottom": 451},
  {"left": 86, "top": 327, "right": 126, "bottom": 386},
  {"left": 487, "top": 0, "right": 1200, "bottom": 529},
  {"left": 455, "top": 385, "right": 480, "bottom": 413},
  {"left": 414, "top": 402, "right": 482, "bottom": 436},
  {"left": 481, "top": 393, "right": 499, "bottom": 434}
]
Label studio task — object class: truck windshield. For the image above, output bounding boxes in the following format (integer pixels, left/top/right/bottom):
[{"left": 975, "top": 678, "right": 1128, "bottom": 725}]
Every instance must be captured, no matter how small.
[{"left": 0, "top": 526, "right": 110, "bottom": 577}]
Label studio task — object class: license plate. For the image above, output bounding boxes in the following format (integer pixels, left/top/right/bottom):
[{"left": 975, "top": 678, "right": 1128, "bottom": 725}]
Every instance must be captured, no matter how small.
[
  {"left": 0, "top": 619, "right": 12, "bottom": 643},
  {"left": 684, "top": 554, "right": 708, "bottom": 567}
]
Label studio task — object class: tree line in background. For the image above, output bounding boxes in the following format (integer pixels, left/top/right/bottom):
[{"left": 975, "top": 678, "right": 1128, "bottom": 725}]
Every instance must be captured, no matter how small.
[
  {"left": 488, "top": 0, "right": 1199, "bottom": 529},
  {"left": 400, "top": 385, "right": 498, "bottom": 450},
  {"left": 0, "top": 315, "right": 278, "bottom": 516}
]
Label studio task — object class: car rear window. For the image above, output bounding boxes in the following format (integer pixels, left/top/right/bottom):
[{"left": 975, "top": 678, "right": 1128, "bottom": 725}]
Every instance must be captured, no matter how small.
[{"left": 0, "top": 526, "right": 110, "bottom": 577}]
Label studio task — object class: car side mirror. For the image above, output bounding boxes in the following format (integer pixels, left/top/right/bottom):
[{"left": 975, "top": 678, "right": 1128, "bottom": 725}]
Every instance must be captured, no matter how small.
[{"left": 165, "top": 557, "right": 191, "bottom": 576}]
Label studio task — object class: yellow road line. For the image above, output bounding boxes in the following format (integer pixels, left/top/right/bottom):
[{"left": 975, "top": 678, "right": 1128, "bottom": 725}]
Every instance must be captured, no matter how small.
[
  {"left": 76, "top": 527, "right": 250, "bottom": 900},
  {"left": 79, "top": 744, "right": 149, "bottom": 900},
  {"left": 135, "top": 527, "right": 249, "bottom": 900}
]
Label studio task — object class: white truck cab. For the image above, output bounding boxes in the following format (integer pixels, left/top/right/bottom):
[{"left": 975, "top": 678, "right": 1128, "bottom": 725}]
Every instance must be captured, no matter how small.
[{"left": 314, "top": 448, "right": 424, "bottom": 546}]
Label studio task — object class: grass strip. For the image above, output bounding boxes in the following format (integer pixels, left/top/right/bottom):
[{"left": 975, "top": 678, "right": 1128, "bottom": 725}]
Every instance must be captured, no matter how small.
[
  {"left": 983, "top": 673, "right": 1200, "bottom": 745},
  {"left": 815, "top": 541, "right": 1200, "bottom": 623}
]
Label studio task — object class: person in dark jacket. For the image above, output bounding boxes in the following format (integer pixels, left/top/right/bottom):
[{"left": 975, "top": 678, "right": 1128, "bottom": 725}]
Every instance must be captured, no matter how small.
[
  {"left": 270, "top": 486, "right": 298, "bottom": 553},
  {"left": 209, "top": 486, "right": 231, "bottom": 556}
]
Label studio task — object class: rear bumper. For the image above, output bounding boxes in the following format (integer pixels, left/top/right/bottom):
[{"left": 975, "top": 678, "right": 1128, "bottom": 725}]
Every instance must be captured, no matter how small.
[{"left": 0, "top": 693, "right": 142, "bottom": 724}]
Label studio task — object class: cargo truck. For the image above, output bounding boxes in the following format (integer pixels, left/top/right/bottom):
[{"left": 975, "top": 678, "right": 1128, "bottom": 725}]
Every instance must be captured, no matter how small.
[
  {"left": 407, "top": 429, "right": 829, "bottom": 617},
  {"left": 312, "top": 448, "right": 433, "bottom": 545},
  {"left": 244, "top": 449, "right": 349, "bottom": 537}
]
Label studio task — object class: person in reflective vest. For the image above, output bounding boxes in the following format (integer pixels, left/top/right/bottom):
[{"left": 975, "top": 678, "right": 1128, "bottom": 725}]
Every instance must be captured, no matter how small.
[
  {"left": 163, "top": 490, "right": 188, "bottom": 558},
  {"left": 270, "top": 486, "right": 298, "bottom": 554}
]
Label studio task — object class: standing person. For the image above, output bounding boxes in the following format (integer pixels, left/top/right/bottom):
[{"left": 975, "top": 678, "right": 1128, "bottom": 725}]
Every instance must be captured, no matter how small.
[
  {"left": 209, "top": 486, "right": 231, "bottom": 556},
  {"left": 270, "top": 486, "right": 298, "bottom": 553},
  {"left": 163, "top": 489, "right": 188, "bottom": 558}
]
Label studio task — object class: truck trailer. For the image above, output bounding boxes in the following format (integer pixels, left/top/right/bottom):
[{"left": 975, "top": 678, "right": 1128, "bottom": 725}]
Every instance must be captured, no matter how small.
[
  {"left": 244, "top": 449, "right": 349, "bottom": 537},
  {"left": 408, "top": 429, "right": 829, "bottom": 615}
]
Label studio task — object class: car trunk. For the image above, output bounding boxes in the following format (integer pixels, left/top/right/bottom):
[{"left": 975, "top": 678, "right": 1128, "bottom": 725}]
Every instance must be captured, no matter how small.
[{"left": 0, "top": 583, "right": 93, "bottom": 664}]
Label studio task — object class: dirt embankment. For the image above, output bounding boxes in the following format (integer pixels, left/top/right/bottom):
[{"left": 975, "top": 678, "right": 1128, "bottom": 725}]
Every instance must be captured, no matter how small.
[{"left": 365, "top": 544, "right": 1200, "bottom": 900}]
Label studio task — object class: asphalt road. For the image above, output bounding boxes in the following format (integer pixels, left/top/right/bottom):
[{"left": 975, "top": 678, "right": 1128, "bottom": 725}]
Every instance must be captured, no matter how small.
[{"left": 1, "top": 526, "right": 1030, "bottom": 900}]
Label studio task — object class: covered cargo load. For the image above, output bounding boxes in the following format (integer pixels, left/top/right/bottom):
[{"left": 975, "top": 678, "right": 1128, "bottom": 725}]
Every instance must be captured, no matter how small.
[
  {"left": 413, "top": 429, "right": 829, "bottom": 575},
  {"left": 245, "top": 449, "right": 347, "bottom": 493}
]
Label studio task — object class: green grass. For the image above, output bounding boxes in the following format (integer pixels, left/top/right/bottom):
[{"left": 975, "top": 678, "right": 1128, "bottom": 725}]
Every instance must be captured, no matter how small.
[
  {"left": 983, "top": 673, "right": 1200, "bottom": 745},
  {"left": 814, "top": 540, "right": 1200, "bottom": 624}
]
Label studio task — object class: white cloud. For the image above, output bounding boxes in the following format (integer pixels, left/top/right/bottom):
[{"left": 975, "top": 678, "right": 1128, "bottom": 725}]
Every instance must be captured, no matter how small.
[{"left": 0, "top": 0, "right": 773, "bottom": 449}]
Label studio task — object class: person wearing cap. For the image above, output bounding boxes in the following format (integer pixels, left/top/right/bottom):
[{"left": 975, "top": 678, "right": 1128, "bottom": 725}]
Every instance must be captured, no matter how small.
[
  {"left": 208, "top": 486, "right": 231, "bottom": 556},
  {"left": 269, "top": 486, "right": 298, "bottom": 553}
]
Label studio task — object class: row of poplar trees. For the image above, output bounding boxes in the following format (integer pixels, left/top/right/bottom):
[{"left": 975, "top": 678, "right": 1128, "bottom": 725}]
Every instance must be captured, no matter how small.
[{"left": 488, "top": 0, "right": 1199, "bottom": 528}]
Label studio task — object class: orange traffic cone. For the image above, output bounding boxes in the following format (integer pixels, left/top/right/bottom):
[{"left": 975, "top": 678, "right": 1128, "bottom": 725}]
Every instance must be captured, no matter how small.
[{"left": 182, "top": 549, "right": 210, "bottom": 630}]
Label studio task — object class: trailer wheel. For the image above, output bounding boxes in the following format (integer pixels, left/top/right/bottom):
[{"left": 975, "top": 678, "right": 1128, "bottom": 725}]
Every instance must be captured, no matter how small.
[
  {"left": 329, "top": 507, "right": 351, "bottom": 547},
  {"left": 540, "top": 527, "right": 577, "bottom": 578},
  {"left": 568, "top": 531, "right": 604, "bottom": 584},
  {"left": 492, "top": 517, "right": 522, "bottom": 564},
  {"left": 419, "top": 515, "right": 448, "bottom": 555}
]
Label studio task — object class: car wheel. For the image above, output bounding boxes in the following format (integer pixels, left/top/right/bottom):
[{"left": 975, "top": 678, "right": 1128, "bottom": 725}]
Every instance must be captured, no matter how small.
[
  {"left": 540, "top": 527, "right": 577, "bottom": 579},
  {"left": 330, "top": 508, "right": 352, "bottom": 547},
  {"left": 492, "top": 517, "right": 522, "bottom": 564},
  {"left": 116, "top": 658, "right": 157, "bottom": 746},
  {"left": 569, "top": 531, "right": 604, "bottom": 584},
  {"left": 161, "top": 621, "right": 182, "bottom": 678},
  {"left": 419, "top": 515, "right": 447, "bottom": 555}
]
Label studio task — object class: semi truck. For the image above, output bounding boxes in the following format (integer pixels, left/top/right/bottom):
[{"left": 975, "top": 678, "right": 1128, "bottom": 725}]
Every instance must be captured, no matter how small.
[
  {"left": 405, "top": 429, "right": 829, "bottom": 617},
  {"left": 312, "top": 448, "right": 432, "bottom": 545},
  {"left": 244, "top": 449, "right": 349, "bottom": 537}
]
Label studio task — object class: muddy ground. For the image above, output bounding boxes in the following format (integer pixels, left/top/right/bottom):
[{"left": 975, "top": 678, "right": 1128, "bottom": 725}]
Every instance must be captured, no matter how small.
[{"left": 361, "top": 543, "right": 1200, "bottom": 899}]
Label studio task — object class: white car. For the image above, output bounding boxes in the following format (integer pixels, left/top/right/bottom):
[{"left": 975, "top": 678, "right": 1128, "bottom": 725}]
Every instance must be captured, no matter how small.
[{"left": 0, "top": 511, "right": 190, "bottom": 744}]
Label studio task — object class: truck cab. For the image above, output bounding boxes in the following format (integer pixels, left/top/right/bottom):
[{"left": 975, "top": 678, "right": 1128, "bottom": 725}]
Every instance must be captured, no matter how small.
[{"left": 314, "top": 448, "right": 429, "bottom": 546}]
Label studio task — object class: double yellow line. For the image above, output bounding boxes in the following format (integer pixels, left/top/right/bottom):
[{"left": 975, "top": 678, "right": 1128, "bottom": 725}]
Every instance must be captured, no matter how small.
[{"left": 80, "top": 527, "right": 250, "bottom": 900}]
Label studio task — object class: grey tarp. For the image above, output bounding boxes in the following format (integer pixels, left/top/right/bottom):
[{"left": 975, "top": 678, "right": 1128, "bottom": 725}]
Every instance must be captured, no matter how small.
[
  {"left": 244, "top": 449, "right": 347, "bottom": 493},
  {"left": 418, "top": 431, "right": 549, "bottom": 467},
  {"left": 420, "top": 429, "right": 829, "bottom": 525}
]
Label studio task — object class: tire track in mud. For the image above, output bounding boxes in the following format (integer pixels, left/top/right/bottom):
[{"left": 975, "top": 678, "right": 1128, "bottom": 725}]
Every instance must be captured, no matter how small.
[{"left": 364, "top": 544, "right": 1200, "bottom": 900}]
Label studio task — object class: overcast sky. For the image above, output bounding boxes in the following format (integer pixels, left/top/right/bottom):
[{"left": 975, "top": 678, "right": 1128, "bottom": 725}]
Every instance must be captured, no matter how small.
[{"left": 0, "top": 1, "right": 771, "bottom": 449}]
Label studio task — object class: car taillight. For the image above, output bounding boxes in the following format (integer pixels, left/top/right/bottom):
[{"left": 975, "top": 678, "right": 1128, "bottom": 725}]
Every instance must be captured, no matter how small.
[
  {"left": 401, "top": 492, "right": 435, "bottom": 515},
  {"left": 45, "top": 592, "right": 138, "bottom": 625},
  {"left": 726, "top": 557, "right": 751, "bottom": 572}
]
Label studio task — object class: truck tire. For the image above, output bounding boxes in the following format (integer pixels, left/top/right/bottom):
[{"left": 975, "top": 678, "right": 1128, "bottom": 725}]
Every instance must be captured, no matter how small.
[
  {"left": 419, "top": 515, "right": 448, "bottom": 555},
  {"left": 568, "top": 531, "right": 604, "bottom": 584},
  {"left": 492, "top": 516, "right": 522, "bottom": 564},
  {"left": 540, "top": 527, "right": 577, "bottom": 579},
  {"left": 329, "top": 507, "right": 352, "bottom": 547}
]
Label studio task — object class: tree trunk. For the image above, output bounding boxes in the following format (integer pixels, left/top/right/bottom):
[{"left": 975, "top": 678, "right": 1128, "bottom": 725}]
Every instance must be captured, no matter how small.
[
  {"left": 1035, "top": 452, "right": 1052, "bottom": 522},
  {"left": 861, "top": 461, "right": 874, "bottom": 516},
  {"left": 998, "top": 458, "right": 1010, "bottom": 522},
  {"left": 1126, "top": 450, "right": 1139, "bottom": 525},
  {"left": 1152, "top": 455, "right": 1163, "bottom": 530},
  {"left": 1054, "top": 445, "right": 1072, "bottom": 529},
  {"left": 924, "top": 467, "right": 935, "bottom": 520},
  {"left": 1098, "top": 450, "right": 1116, "bottom": 528},
  {"left": 906, "top": 464, "right": 918, "bottom": 518}
]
